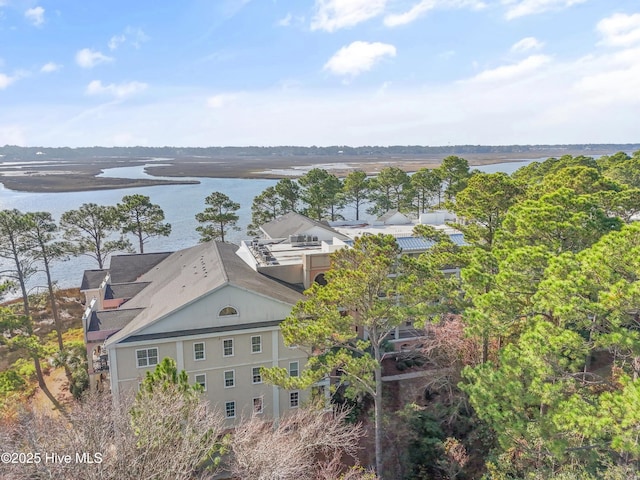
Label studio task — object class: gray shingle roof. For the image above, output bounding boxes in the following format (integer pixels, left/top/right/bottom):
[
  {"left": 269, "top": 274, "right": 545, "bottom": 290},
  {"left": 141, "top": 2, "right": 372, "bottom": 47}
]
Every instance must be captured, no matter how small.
[
  {"left": 260, "top": 212, "right": 348, "bottom": 240},
  {"left": 81, "top": 270, "right": 108, "bottom": 290},
  {"left": 105, "top": 282, "right": 150, "bottom": 300},
  {"left": 108, "top": 252, "right": 172, "bottom": 283},
  {"left": 105, "top": 242, "right": 303, "bottom": 347},
  {"left": 88, "top": 308, "right": 145, "bottom": 333}
]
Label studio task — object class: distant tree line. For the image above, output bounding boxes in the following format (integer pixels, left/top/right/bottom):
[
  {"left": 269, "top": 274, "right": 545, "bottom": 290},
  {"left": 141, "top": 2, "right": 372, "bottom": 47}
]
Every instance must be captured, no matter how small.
[
  {"left": 245, "top": 155, "right": 472, "bottom": 235},
  {"left": 2, "top": 143, "right": 640, "bottom": 161}
]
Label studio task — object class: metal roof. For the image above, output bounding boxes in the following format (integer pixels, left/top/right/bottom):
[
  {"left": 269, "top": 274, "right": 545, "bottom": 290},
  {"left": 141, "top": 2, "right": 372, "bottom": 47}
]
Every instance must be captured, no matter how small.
[
  {"left": 342, "top": 233, "right": 466, "bottom": 252},
  {"left": 396, "top": 233, "right": 466, "bottom": 251}
]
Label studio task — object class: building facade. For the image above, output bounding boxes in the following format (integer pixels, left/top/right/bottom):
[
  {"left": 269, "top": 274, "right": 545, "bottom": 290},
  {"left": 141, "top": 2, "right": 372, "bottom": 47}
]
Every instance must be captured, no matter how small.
[{"left": 81, "top": 242, "right": 309, "bottom": 423}]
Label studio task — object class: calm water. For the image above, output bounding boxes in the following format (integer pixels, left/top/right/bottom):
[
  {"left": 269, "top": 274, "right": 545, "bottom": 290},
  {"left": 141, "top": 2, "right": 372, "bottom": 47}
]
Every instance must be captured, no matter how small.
[{"left": 0, "top": 159, "right": 538, "bottom": 293}]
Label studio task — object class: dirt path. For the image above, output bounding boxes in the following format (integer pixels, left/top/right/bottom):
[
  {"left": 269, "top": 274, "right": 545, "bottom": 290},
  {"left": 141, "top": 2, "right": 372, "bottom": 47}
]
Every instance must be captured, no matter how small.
[{"left": 30, "top": 367, "right": 74, "bottom": 417}]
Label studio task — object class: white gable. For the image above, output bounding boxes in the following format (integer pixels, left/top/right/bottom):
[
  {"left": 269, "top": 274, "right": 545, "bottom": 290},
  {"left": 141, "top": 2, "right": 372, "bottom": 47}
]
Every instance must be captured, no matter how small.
[{"left": 137, "top": 285, "right": 294, "bottom": 336}]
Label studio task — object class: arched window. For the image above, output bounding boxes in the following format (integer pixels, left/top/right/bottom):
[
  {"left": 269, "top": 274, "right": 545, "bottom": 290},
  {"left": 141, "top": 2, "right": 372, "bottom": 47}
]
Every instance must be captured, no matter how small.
[{"left": 219, "top": 306, "right": 238, "bottom": 317}]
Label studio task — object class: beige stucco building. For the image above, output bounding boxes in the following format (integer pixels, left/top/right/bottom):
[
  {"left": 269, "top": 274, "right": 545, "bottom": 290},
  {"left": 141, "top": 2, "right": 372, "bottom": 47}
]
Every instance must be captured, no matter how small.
[
  {"left": 81, "top": 241, "right": 311, "bottom": 423},
  {"left": 80, "top": 211, "right": 464, "bottom": 422}
]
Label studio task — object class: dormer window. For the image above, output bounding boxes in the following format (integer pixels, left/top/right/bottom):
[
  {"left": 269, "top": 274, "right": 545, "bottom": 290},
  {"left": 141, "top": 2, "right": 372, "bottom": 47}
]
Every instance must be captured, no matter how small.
[{"left": 219, "top": 306, "right": 238, "bottom": 317}]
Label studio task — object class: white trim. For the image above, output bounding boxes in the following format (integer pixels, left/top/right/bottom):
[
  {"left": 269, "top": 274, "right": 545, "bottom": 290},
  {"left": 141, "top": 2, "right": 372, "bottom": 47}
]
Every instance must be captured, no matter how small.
[
  {"left": 109, "top": 347, "right": 119, "bottom": 397},
  {"left": 193, "top": 341, "right": 206, "bottom": 361},
  {"left": 222, "top": 338, "right": 234, "bottom": 357},
  {"left": 135, "top": 347, "right": 159, "bottom": 368},
  {"left": 223, "top": 369, "right": 235, "bottom": 388},
  {"left": 289, "top": 361, "right": 299, "bottom": 378},
  {"left": 110, "top": 325, "right": 280, "bottom": 348},
  {"left": 252, "top": 366, "right": 263, "bottom": 384},
  {"left": 225, "top": 401, "right": 236, "bottom": 419},
  {"left": 117, "top": 358, "right": 296, "bottom": 382},
  {"left": 289, "top": 390, "right": 300, "bottom": 408},
  {"left": 251, "top": 335, "right": 262, "bottom": 354},
  {"left": 105, "top": 283, "right": 298, "bottom": 348},
  {"left": 272, "top": 333, "right": 280, "bottom": 420},
  {"left": 253, "top": 396, "right": 264, "bottom": 415},
  {"left": 176, "top": 341, "right": 184, "bottom": 371},
  {"left": 218, "top": 305, "right": 239, "bottom": 317},
  {"left": 195, "top": 373, "right": 207, "bottom": 391}
]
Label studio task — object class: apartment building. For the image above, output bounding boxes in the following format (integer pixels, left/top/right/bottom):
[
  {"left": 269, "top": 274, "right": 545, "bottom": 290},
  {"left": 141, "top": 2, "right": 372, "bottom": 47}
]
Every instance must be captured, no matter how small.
[{"left": 81, "top": 241, "right": 309, "bottom": 422}]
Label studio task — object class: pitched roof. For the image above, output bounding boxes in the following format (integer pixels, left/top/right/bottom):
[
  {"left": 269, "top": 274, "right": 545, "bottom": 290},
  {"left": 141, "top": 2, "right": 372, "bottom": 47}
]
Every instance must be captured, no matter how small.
[
  {"left": 80, "top": 270, "right": 108, "bottom": 290},
  {"left": 376, "top": 210, "right": 412, "bottom": 224},
  {"left": 105, "top": 242, "right": 303, "bottom": 346},
  {"left": 108, "top": 252, "right": 172, "bottom": 283},
  {"left": 260, "top": 212, "right": 348, "bottom": 240},
  {"left": 105, "top": 282, "right": 150, "bottom": 300},
  {"left": 88, "top": 308, "right": 145, "bottom": 333}
]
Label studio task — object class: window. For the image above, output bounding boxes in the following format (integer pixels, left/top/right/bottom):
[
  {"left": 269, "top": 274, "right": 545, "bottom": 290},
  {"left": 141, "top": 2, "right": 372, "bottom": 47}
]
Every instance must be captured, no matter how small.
[
  {"left": 224, "top": 370, "right": 235, "bottom": 388},
  {"left": 223, "top": 339, "right": 234, "bottom": 357},
  {"left": 136, "top": 348, "right": 158, "bottom": 368},
  {"left": 253, "top": 397, "right": 263, "bottom": 414},
  {"left": 194, "top": 342, "right": 205, "bottom": 361},
  {"left": 290, "top": 391, "right": 299, "bottom": 408},
  {"left": 219, "top": 306, "right": 238, "bottom": 316},
  {"left": 195, "top": 373, "right": 206, "bottom": 391},
  {"left": 225, "top": 401, "right": 236, "bottom": 419},
  {"left": 251, "top": 335, "right": 262, "bottom": 353},
  {"left": 289, "top": 361, "right": 299, "bottom": 378},
  {"left": 252, "top": 367, "right": 262, "bottom": 384}
]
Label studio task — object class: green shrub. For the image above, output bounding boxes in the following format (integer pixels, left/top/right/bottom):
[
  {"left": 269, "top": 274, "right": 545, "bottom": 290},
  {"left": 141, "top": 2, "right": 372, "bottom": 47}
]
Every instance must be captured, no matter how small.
[
  {"left": 12, "top": 358, "right": 36, "bottom": 380},
  {"left": 0, "top": 369, "right": 25, "bottom": 394}
]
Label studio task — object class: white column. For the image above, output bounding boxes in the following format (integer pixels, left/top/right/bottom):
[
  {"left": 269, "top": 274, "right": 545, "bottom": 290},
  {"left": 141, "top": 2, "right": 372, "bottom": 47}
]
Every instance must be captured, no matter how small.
[
  {"left": 176, "top": 341, "right": 184, "bottom": 371},
  {"left": 272, "top": 331, "right": 280, "bottom": 420},
  {"left": 109, "top": 347, "right": 119, "bottom": 398}
]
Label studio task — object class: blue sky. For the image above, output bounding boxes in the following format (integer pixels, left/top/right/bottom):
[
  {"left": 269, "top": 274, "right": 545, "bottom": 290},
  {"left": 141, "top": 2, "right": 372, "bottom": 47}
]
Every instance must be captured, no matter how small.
[{"left": 1, "top": 0, "right": 639, "bottom": 147}]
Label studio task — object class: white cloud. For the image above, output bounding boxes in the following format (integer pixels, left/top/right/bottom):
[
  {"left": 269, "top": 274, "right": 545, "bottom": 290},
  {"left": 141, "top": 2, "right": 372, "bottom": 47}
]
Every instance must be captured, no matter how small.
[
  {"left": 311, "top": 0, "right": 387, "bottom": 32},
  {"left": 511, "top": 36, "right": 544, "bottom": 52},
  {"left": 468, "top": 54, "right": 551, "bottom": 82},
  {"left": 25, "top": 6, "right": 45, "bottom": 26},
  {"left": 86, "top": 80, "right": 147, "bottom": 98},
  {"left": 503, "top": 0, "right": 586, "bottom": 20},
  {"left": 206, "top": 94, "right": 237, "bottom": 108},
  {"left": 6, "top": 15, "right": 640, "bottom": 150},
  {"left": 76, "top": 48, "right": 114, "bottom": 68},
  {"left": 573, "top": 47, "right": 640, "bottom": 106},
  {"left": 109, "top": 27, "right": 149, "bottom": 50},
  {"left": 108, "top": 34, "right": 126, "bottom": 51},
  {"left": 40, "top": 62, "right": 61, "bottom": 73},
  {"left": 0, "top": 72, "right": 17, "bottom": 89},
  {"left": 277, "top": 13, "right": 292, "bottom": 27},
  {"left": 597, "top": 13, "right": 640, "bottom": 48},
  {"left": 324, "top": 41, "right": 396, "bottom": 77},
  {"left": 384, "top": 0, "right": 435, "bottom": 27},
  {"left": 384, "top": 0, "right": 486, "bottom": 27}
]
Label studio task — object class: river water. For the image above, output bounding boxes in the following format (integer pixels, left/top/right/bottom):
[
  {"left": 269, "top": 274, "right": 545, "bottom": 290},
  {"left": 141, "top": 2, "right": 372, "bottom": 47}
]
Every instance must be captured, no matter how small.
[{"left": 0, "top": 158, "right": 538, "bottom": 294}]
